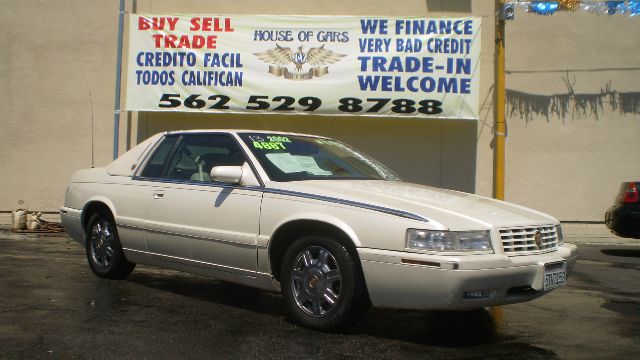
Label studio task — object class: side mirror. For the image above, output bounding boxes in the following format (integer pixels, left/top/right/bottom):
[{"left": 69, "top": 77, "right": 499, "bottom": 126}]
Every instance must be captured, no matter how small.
[{"left": 210, "top": 166, "right": 243, "bottom": 184}]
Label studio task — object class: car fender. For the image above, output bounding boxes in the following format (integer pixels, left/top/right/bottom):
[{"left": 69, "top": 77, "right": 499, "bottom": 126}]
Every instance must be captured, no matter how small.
[
  {"left": 81, "top": 196, "right": 119, "bottom": 227},
  {"left": 269, "top": 212, "right": 362, "bottom": 247}
]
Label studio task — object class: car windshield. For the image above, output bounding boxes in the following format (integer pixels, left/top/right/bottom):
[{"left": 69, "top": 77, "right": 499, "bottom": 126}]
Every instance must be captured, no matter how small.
[{"left": 238, "top": 133, "right": 401, "bottom": 182}]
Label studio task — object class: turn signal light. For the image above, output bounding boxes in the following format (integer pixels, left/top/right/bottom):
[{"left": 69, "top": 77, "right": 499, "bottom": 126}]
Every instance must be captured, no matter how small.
[{"left": 621, "top": 182, "right": 639, "bottom": 203}]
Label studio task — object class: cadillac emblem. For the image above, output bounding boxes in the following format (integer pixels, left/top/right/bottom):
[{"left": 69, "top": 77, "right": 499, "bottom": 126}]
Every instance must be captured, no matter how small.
[{"left": 534, "top": 231, "right": 543, "bottom": 249}]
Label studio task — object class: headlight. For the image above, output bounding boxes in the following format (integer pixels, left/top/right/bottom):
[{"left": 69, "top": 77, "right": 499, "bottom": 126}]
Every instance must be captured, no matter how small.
[
  {"left": 406, "top": 229, "right": 493, "bottom": 252},
  {"left": 556, "top": 224, "right": 564, "bottom": 245}
]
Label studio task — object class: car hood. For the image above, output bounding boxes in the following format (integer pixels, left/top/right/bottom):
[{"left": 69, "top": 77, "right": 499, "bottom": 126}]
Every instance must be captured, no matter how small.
[{"left": 267, "top": 180, "right": 558, "bottom": 230}]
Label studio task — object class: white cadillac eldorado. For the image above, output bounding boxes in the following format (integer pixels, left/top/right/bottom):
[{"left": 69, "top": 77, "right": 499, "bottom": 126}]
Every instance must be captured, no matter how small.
[{"left": 61, "top": 130, "right": 577, "bottom": 331}]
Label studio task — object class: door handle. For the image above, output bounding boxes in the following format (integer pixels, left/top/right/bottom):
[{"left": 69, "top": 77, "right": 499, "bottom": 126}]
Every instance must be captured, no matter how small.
[{"left": 153, "top": 192, "right": 164, "bottom": 199}]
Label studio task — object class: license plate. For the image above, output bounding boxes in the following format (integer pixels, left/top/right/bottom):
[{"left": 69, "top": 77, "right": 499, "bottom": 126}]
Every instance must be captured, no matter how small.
[{"left": 543, "top": 261, "right": 567, "bottom": 290}]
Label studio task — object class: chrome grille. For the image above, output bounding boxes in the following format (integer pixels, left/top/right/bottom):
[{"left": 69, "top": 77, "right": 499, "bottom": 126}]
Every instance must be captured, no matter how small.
[{"left": 498, "top": 225, "right": 558, "bottom": 255}]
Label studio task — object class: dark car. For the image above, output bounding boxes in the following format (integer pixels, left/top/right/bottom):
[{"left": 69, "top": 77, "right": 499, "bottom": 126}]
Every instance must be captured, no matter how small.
[{"left": 605, "top": 182, "right": 640, "bottom": 238}]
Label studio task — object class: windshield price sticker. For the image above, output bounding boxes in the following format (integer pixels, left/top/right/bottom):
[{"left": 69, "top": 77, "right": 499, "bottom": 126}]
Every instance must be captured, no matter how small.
[
  {"left": 253, "top": 141, "right": 286, "bottom": 150},
  {"left": 267, "top": 136, "right": 291, "bottom": 143},
  {"left": 543, "top": 261, "right": 567, "bottom": 291},
  {"left": 251, "top": 136, "right": 291, "bottom": 150},
  {"left": 126, "top": 15, "right": 481, "bottom": 119}
]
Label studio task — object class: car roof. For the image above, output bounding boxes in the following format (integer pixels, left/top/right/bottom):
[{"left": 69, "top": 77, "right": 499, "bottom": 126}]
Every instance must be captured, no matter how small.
[
  {"left": 107, "top": 129, "right": 330, "bottom": 177},
  {"left": 165, "top": 129, "right": 324, "bottom": 138}
]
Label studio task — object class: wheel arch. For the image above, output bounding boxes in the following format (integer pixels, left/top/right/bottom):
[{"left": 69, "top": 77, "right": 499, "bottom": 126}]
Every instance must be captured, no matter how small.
[
  {"left": 268, "top": 216, "right": 361, "bottom": 282},
  {"left": 81, "top": 197, "right": 117, "bottom": 230}
]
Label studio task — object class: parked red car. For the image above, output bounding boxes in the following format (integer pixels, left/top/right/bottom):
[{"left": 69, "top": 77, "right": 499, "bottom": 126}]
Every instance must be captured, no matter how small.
[{"left": 605, "top": 182, "right": 640, "bottom": 238}]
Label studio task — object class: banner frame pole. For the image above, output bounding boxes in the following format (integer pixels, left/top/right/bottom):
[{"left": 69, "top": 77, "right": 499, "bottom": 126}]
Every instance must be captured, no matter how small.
[{"left": 113, "top": 0, "right": 125, "bottom": 160}]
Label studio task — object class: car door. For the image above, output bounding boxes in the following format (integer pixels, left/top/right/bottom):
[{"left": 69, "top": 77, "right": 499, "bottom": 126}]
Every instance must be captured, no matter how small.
[{"left": 140, "top": 133, "right": 262, "bottom": 276}]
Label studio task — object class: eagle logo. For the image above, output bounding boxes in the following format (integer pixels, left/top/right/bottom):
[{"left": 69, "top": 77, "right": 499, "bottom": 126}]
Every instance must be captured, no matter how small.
[{"left": 254, "top": 44, "right": 346, "bottom": 80}]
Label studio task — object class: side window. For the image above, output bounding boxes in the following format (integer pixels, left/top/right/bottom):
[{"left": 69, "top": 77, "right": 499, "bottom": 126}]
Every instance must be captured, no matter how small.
[
  {"left": 139, "top": 135, "right": 178, "bottom": 178},
  {"left": 166, "top": 134, "right": 246, "bottom": 182}
]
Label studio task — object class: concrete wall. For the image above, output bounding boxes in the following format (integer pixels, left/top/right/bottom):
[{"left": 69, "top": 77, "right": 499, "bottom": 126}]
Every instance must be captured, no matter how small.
[
  {"left": 474, "top": 8, "right": 640, "bottom": 221},
  {"left": 0, "top": 0, "right": 119, "bottom": 212},
  {"left": 1, "top": 0, "right": 638, "bottom": 222}
]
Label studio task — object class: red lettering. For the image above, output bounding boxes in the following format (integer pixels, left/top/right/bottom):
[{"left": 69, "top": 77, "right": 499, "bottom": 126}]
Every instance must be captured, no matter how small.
[
  {"left": 203, "top": 18, "right": 213, "bottom": 31},
  {"left": 138, "top": 17, "right": 150, "bottom": 30},
  {"left": 189, "top": 17, "right": 201, "bottom": 31},
  {"left": 225, "top": 18, "right": 234, "bottom": 32},
  {"left": 165, "top": 35, "right": 177, "bottom": 48},
  {"left": 213, "top": 18, "right": 222, "bottom": 32},
  {"left": 139, "top": 16, "right": 179, "bottom": 31},
  {"left": 187, "top": 17, "right": 234, "bottom": 32},
  {"left": 207, "top": 35, "right": 217, "bottom": 49},
  {"left": 166, "top": 17, "right": 179, "bottom": 31},
  {"left": 152, "top": 34, "right": 163, "bottom": 47},
  {"left": 151, "top": 17, "right": 165, "bottom": 30},
  {"left": 151, "top": 34, "right": 217, "bottom": 49},
  {"left": 178, "top": 35, "right": 190, "bottom": 48},
  {"left": 192, "top": 36, "right": 205, "bottom": 48}
]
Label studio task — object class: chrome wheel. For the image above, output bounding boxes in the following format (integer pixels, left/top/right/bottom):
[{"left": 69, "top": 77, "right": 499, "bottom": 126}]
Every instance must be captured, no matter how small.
[
  {"left": 291, "top": 246, "right": 342, "bottom": 317},
  {"left": 85, "top": 212, "right": 135, "bottom": 279},
  {"left": 282, "top": 236, "right": 370, "bottom": 330},
  {"left": 89, "top": 220, "right": 115, "bottom": 269}
]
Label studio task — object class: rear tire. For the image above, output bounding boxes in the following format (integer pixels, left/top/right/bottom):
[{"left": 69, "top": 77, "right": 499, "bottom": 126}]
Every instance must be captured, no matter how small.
[
  {"left": 85, "top": 212, "right": 135, "bottom": 279},
  {"left": 281, "top": 236, "right": 370, "bottom": 331}
]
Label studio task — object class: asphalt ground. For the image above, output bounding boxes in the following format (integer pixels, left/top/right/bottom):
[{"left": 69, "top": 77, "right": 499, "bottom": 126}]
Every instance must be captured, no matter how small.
[{"left": 0, "top": 222, "right": 638, "bottom": 359}]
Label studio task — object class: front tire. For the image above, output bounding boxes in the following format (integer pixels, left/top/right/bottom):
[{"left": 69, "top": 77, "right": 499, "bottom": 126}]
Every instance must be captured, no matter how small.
[
  {"left": 85, "top": 212, "right": 135, "bottom": 279},
  {"left": 281, "top": 236, "right": 370, "bottom": 331}
]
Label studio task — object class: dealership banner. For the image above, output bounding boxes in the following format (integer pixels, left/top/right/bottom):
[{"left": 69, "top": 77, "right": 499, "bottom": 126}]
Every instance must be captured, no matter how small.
[{"left": 125, "top": 14, "right": 481, "bottom": 119}]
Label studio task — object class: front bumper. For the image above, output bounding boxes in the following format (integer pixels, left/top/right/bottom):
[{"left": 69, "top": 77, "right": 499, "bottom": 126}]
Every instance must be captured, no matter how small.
[
  {"left": 60, "top": 207, "right": 84, "bottom": 244},
  {"left": 358, "top": 243, "right": 577, "bottom": 310}
]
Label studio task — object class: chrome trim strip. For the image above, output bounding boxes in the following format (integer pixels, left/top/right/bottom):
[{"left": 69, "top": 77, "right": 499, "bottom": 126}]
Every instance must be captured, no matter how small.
[
  {"left": 138, "top": 226, "right": 256, "bottom": 249},
  {"left": 123, "top": 248, "right": 256, "bottom": 277},
  {"left": 131, "top": 176, "right": 264, "bottom": 193},
  {"left": 264, "top": 188, "right": 429, "bottom": 223},
  {"left": 118, "top": 222, "right": 255, "bottom": 248},
  {"left": 117, "top": 223, "right": 144, "bottom": 231}
]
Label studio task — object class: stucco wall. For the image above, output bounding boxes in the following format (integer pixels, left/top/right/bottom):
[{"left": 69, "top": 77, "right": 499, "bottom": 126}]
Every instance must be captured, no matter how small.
[
  {"left": 475, "top": 8, "right": 640, "bottom": 221},
  {"left": 0, "top": 0, "right": 119, "bottom": 212},
  {"left": 1, "top": 0, "right": 638, "bottom": 222}
]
